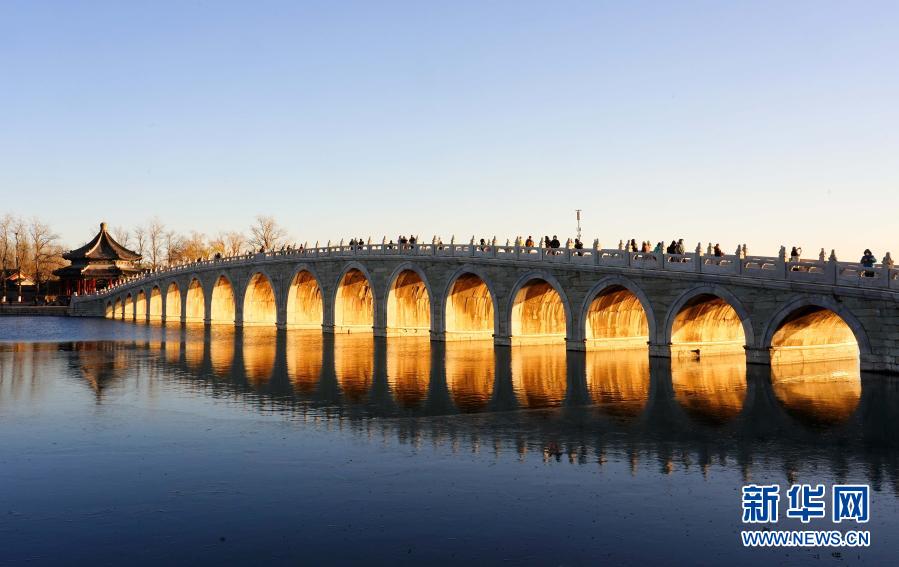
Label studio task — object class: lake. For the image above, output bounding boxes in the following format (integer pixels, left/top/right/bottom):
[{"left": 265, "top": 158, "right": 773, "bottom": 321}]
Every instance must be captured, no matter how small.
[{"left": 1, "top": 317, "right": 897, "bottom": 565}]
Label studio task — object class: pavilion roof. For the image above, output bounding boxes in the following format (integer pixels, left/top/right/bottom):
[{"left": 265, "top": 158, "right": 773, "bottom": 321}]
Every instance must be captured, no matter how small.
[{"left": 63, "top": 222, "right": 141, "bottom": 262}]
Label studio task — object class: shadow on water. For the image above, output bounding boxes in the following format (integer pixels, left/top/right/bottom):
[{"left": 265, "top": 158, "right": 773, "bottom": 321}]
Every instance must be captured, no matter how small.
[{"left": 2, "top": 325, "right": 899, "bottom": 489}]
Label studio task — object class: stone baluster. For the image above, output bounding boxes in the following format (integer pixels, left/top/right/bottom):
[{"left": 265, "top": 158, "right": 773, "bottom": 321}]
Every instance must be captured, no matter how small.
[
  {"left": 883, "top": 252, "right": 894, "bottom": 289},
  {"left": 779, "top": 245, "right": 787, "bottom": 278},
  {"left": 819, "top": 248, "right": 826, "bottom": 262},
  {"left": 828, "top": 249, "right": 839, "bottom": 284}
]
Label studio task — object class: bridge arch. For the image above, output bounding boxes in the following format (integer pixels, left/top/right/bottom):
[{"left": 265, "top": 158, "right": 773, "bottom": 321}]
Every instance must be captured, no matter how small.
[
  {"left": 105, "top": 301, "right": 113, "bottom": 319},
  {"left": 184, "top": 278, "right": 205, "bottom": 323},
  {"left": 112, "top": 297, "right": 122, "bottom": 319},
  {"left": 508, "top": 271, "right": 570, "bottom": 345},
  {"left": 210, "top": 274, "right": 237, "bottom": 324},
  {"left": 386, "top": 263, "right": 432, "bottom": 336},
  {"left": 135, "top": 290, "right": 147, "bottom": 320},
  {"left": 124, "top": 293, "right": 134, "bottom": 320},
  {"left": 165, "top": 282, "right": 181, "bottom": 321},
  {"left": 580, "top": 276, "right": 655, "bottom": 350},
  {"left": 242, "top": 271, "right": 278, "bottom": 326},
  {"left": 664, "top": 285, "right": 753, "bottom": 355},
  {"left": 286, "top": 266, "right": 323, "bottom": 329},
  {"left": 762, "top": 297, "right": 868, "bottom": 363},
  {"left": 443, "top": 265, "right": 498, "bottom": 340},
  {"left": 333, "top": 262, "right": 376, "bottom": 332},
  {"left": 148, "top": 286, "right": 162, "bottom": 320}
]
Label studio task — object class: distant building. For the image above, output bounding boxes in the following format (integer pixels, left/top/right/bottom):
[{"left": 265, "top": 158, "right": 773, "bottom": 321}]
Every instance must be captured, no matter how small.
[
  {"left": 54, "top": 222, "right": 143, "bottom": 295},
  {"left": 1, "top": 269, "right": 35, "bottom": 302}
]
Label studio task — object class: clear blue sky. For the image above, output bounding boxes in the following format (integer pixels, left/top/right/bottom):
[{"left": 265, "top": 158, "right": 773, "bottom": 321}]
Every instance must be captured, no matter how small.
[{"left": 2, "top": 1, "right": 897, "bottom": 258}]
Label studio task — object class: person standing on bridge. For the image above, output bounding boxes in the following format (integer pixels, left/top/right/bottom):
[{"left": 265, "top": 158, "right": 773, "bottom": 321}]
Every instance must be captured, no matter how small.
[
  {"left": 676, "top": 239, "right": 685, "bottom": 255},
  {"left": 526, "top": 236, "right": 534, "bottom": 248},
  {"left": 790, "top": 246, "right": 802, "bottom": 263},
  {"left": 550, "top": 235, "right": 561, "bottom": 253},
  {"left": 713, "top": 243, "right": 724, "bottom": 257},
  {"left": 861, "top": 249, "right": 877, "bottom": 277}
]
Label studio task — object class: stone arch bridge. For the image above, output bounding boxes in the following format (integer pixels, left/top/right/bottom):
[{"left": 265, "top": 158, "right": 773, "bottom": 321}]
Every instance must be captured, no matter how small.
[{"left": 70, "top": 242, "right": 899, "bottom": 373}]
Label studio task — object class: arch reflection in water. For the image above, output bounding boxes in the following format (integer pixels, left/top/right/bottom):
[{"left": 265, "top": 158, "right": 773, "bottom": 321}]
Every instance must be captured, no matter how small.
[
  {"left": 445, "top": 341, "right": 495, "bottom": 412},
  {"left": 183, "top": 324, "right": 207, "bottom": 369},
  {"left": 511, "top": 344, "right": 567, "bottom": 408},
  {"left": 209, "top": 326, "right": 236, "bottom": 377},
  {"left": 240, "top": 327, "right": 278, "bottom": 384},
  {"left": 334, "top": 333, "right": 375, "bottom": 403},
  {"left": 586, "top": 349, "right": 650, "bottom": 418},
  {"left": 671, "top": 355, "right": 747, "bottom": 425},
  {"left": 771, "top": 358, "right": 861, "bottom": 427},
  {"left": 286, "top": 330, "right": 323, "bottom": 393},
  {"left": 386, "top": 336, "right": 430, "bottom": 408}
]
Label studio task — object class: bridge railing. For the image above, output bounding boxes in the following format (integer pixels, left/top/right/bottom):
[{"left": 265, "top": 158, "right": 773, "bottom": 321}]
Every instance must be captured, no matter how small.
[{"left": 80, "top": 242, "right": 899, "bottom": 299}]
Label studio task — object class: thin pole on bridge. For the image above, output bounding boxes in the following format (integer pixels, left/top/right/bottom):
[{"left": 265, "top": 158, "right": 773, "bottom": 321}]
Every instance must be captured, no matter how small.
[{"left": 576, "top": 209, "right": 582, "bottom": 241}]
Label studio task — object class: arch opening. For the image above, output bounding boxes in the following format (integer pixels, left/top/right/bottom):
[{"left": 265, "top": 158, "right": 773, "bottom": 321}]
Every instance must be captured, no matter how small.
[
  {"left": 387, "top": 270, "right": 431, "bottom": 336},
  {"left": 124, "top": 294, "right": 134, "bottom": 320},
  {"left": 286, "top": 271, "right": 323, "bottom": 329},
  {"left": 334, "top": 268, "right": 373, "bottom": 333},
  {"left": 243, "top": 273, "right": 277, "bottom": 326},
  {"left": 445, "top": 273, "right": 494, "bottom": 341},
  {"left": 148, "top": 287, "right": 162, "bottom": 320},
  {"left": 135, "top": 291, "right": 147, "bottom": 321},
  {"left": 670, "top": 294, "right": 746, "bottom": 356},
  {"left": 165, "top": 283, "right": 181, "bottom": 321},
  {"left": 511, "top": 279, "right": 566, "bottom": 345},
  {"left": 585, "top": 285, "right": 649, "bottom": 350},
  {"left": 185, "top": 279, "right": 205, "bottom": 323},
  {"left": 210, "top": 276, "right": 236, "bottom": 325},
  {"left": 105, "top": 302, "right": 113, "bottom": 319},
  {"left": 113, "top": 298, "right": 122, "bottom": 319},
  {"left": 770, "top": 307, "right": 860, "bottom": 364}
]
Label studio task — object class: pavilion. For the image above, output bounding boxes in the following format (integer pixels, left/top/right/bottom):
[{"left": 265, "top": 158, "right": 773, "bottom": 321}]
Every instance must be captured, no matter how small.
[{"left": 54, "top": 222, "right": 143, "bottom": 296}]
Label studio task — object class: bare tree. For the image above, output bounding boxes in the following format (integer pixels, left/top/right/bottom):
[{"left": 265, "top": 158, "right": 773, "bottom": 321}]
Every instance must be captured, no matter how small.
[
  {"left": 133, "top": 225, "right": 146, "bottom": 266},
  {"left": 210, "top": 230, "right": 245, "bottom": 257},
  {"left": 147, "top": 218, "right": 165, "bottom": 269},
  {"left": 248, "top": 215, "right": 287, "bottom": 251},
  {"left": 0, "top": 214, "right": 15, "bottom": 301},
  {"left": 28, "top": 217, "right": 59, "bottom": 296},
  {"left": 163, "top": 230, "right": 183, "bottom": 267},
  {"left": 179, "top": 231, "right": 209, "bottom": 262},
  {"left": 110, "top": 225, "right": 131, "bottom": 248}
]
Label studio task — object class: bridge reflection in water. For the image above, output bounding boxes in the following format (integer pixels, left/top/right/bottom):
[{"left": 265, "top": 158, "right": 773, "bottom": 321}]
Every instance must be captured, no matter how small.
[{"left": 3, "top": 325, "right": 894, "bottom": 488}]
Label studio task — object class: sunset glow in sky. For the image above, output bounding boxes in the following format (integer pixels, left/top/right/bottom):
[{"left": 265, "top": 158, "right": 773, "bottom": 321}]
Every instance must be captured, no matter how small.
[{"left": 2, "top": 1, "right": 898, "bottom": 258}]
